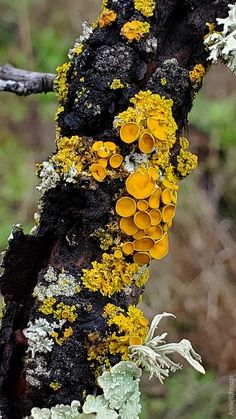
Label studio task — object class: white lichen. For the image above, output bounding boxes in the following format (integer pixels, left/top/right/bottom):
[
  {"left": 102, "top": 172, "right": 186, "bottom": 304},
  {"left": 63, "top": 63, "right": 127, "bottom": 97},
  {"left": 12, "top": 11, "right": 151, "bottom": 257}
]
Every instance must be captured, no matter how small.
[
  {"left": 33, "top": 266, "right": 80, "bottom": 301},
  {"left": 129, "top": 312, "right": 205, "bottom": 383},
  {"left": 23, "top": 318, "right": 66, "bottom": 358},
  {"left": 37, "top": 161, "right": 60, "bottom": 195},
  {"left": 124, "top": 153, "right": 149, "bottom": 172},
  {"left": 204, "top": 4, "right": 236, "bottom": 74}
]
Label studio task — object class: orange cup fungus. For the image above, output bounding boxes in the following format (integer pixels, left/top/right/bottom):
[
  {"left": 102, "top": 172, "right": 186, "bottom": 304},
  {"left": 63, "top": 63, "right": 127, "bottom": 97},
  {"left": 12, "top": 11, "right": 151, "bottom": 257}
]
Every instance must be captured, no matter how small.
[
  {"left": 122, "top": 242, "right": 135, "bottom": 255},
  {"left": 161, "top": 189, "right": 172, "bottom": 205},
  {"left": 89, "top": 163, "right": 106, "bottom": 182},
  {"left": 149, "top": 234, "right": 169, "bottom": 260},
  {"left": 134, "top": 211, "right": 151, "bottom": 230},
  {"left": 109, "top": 154, "right": 123, "bottom": 168},
  {"left": 137, "top": 200, "right": 148, "bottom": 211},
  {"left": 149, "top": 209, "right": 162, "bottom": 225},
  {"left": 129, "top": 335, "right": 143, "bottom": 346},
  {"left": 148, "top": 187, "right": 161, "bottom": 209},
  {"left": 133, "top": 229, "right": 146, "bottom": 239},
  {"left": 133, "top": 252, "right": 151, "bottom": 265},
  {"left": 120, "top": 217, "right": 138, "bottom": 236},
  {"left": 126, "top": 172, "right": 155, "bottom": 199},
  {"left": 134, "top": 237, "right": 154, "bottom": 252},
  {"left": 116, "top": 197, "right": 137, "bottom": 218},
  {"left": 120, "top": 122, "right": 140, "bottom": 144},
  {"left": 162, "top": 204, "right": 176, "bottom": 223},
  {"left": 138, "top": 132, "right": 154, "bottom": 153}
]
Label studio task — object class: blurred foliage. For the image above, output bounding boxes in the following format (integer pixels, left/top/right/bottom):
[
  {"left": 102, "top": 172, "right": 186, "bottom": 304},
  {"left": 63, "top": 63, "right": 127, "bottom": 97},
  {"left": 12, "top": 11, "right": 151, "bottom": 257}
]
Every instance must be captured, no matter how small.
[
  {"left": 140, "top": 368, "right": 228, "bottom": 419},
  {"left": 190, "top": 94, "right": 236, "bottom": 149}
]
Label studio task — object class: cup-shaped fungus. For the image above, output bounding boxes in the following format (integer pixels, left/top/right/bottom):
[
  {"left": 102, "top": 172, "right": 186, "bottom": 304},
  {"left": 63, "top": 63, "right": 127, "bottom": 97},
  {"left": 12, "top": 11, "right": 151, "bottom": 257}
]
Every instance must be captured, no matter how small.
[
  {"left": 129, "top": 336, "right": 143, "bottom": 346},
  {"left": 122, "top": 242, "right": 135, "bottom": 255},
  {"left": 171, "top": 190, "right": 178, "bottom": 205},
  {"left": 150, "top": 225, "right": 163, "bottom": 240},
  {"left": 98, "top": 158, "right": 108, "bottom": 168},
  {"left": 109, "top": 154, "right": 124, "bottom": 168},
  {"left": 133, "top": 229, "right": 146, "bottom": 239},
  {"left": 148, "top": 167, "right": 159, "bottom": 181},
  {"left": 162, "top": 204, "right": 176, "bottom": 223},
  {"left": 138, "top": 132, "right": 154, "bottom": 153},
  {"left": 133, "top": 252, "right": 151, "bottom": 265},
  {"left": 126, "top": 172, "right": 155, "bottom": 199},
  {"left": 137, "top": 200, "right": 148, "bottom": 211},
  {"left": 120, "top": 217, "right": 138, "bottom": 235},
  {"left": 149, "top": 234, "right": 169, "bottom": 259},
  {"left": 89, "top": 163, "right": 107, "bottom": 182},
  {"left": 161, "top": 178, "right": 179, "bottom": 191},
  {"left": 134, "top": 237, "right": 154, "bottom": 252},
  {"left": 120, "top": 122, "right": 140, "bottom": 143},
  {"left": 161, "top": 189, "right": 172, "bottom": 205},
  {"left": 148, "top": 187, "right": 161, "bottom": 209},
  {"left": 149, "top": 209, "right": 162, "bottom": 225},
  {"left": 114, "top": 249, "right": 123, "bottom": 259},
  {"left": 116, "top": 197, "right": 137, "bottom": 217},
  {"left": 134, "top": 211, "right": 151, "bottom": 230},
  {"left": 147, "top": 118, "right": 167, "bottom": 141}
]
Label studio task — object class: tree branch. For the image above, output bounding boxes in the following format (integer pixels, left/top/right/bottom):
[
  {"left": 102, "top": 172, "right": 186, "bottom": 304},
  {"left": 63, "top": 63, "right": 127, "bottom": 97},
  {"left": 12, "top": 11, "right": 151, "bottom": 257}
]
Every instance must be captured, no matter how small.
[{"left": 0, "top": 64, "right": 55, "bottom": 95}]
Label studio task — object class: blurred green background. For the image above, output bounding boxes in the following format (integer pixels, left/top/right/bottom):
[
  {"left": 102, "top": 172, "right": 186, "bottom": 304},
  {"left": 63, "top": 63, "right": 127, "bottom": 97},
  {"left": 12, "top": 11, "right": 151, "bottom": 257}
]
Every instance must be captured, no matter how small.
[{"left": 0, "top": 1, "right": 235, "bottom": 418}]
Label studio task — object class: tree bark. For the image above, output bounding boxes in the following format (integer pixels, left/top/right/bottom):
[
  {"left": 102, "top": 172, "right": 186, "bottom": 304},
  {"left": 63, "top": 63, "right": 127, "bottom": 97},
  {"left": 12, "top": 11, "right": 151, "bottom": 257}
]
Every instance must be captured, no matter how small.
[{"left": 0, "top": 1, "right": 230, "bottom": 418}]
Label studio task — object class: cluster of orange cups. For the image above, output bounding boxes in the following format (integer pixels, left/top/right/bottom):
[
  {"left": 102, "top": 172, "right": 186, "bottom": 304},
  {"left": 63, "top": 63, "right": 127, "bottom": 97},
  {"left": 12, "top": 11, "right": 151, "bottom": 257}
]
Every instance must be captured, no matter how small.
[
  {"left": 115, "top": 171, "right": 178, "bottom": 265},
  {"left": 89, "top": 141, "right": 124, "bottom": 182}
]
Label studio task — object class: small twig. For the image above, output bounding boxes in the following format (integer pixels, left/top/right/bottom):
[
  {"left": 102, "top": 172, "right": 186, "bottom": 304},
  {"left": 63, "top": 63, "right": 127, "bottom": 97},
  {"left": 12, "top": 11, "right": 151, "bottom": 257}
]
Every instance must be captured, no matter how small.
[{"left": 0, "top": 64, "right": 55, "bottom": 96}]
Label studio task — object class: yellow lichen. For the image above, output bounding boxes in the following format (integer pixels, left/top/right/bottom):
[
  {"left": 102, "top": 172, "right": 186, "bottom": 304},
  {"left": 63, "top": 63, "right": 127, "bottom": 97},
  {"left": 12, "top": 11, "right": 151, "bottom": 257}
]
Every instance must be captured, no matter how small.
[
  {"left": 54, "top": 62, "right": 71, "bottom": 102},
  {"left": 134, "top": 0, "right": 155, "bottom": 17},
  {"left": 160, "top": 77, "right": 167, "bottom": 86},
  {"left": 110, "top": 78, "right": 125, "bottom": 90},
  {"left": 50, "top": 382, "right": 61, "bottom": 391},
  {"left": 121, "top": 21, "right": 150, "bottom": 42},
  {"left": 189, "top": 64, "right": 206, "bottom": 83},
  {"left": 52, "top": 136, "right": 85, "bottom": 176},
  {"left": 177, "top": 148, "right": 198, "bottom": 177},
  {"left": 39, "top": 299, "right": 77, "bottom": 323},
  {"left": 81, "top": 253, "right": 142, "bottom": 296},
  {"left": 99, "top": 8, "right": 117, "bottom": 28},
  {"left": 104, "top": 304, "right": 149, "bottom": 360}
]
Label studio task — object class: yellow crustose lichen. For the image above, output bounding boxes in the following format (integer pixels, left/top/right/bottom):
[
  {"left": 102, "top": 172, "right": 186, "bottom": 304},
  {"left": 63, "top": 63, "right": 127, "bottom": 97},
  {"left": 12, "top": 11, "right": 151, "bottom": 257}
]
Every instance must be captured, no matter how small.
[
  {"left": 54, "top": 62, "right": 71, "bottom": 102},
  {"left": 189, "top": 64, "right": 206, "bottom": 83},
  {"left": 177, "top": 148, "right": 198, "bottom": 177},
  {"left": 104, "top": 303, "right": 149, "bottom": 360},
  {"left": 81, "top": 253, "right": 144, "bottom": 296},
  {"left": 52, "top": 136, "right": 85, "bottom": 176},
  {"left": 134, "top": 0, "right": 155, "bottom": 17},
  {"left": 39, "top": 298, "right": 77, "bottom": 323},
  {"left": 121, "top": 21, "right": 150, "bottom": 42},
  {"left": 110, "top": 78, "right": 125, "bottom": 90}
]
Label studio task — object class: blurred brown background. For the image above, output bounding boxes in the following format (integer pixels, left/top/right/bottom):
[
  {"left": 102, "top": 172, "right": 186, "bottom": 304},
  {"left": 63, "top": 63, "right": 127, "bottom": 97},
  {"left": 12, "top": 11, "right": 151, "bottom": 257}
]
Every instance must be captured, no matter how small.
[{"left": 0, "top": 1, "right": 236, "bottom": 417}]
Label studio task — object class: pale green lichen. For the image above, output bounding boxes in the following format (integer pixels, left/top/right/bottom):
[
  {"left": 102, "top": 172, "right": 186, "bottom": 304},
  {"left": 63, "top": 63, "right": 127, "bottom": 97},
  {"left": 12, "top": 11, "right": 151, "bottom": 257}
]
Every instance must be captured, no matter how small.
[
  {"left": 83, "top": 361, "right": 142, "bottom": 419},
  {"left": 0, "top": 294, "right": 6, "bottom": 329}
]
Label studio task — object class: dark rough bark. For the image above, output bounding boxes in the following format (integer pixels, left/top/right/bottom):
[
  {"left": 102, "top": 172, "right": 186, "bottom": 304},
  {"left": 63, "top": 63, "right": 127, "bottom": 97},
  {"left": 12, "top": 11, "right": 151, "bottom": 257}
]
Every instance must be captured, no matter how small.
[{"left": 0, "top": 1, "right": 230, "bottom": 418}]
